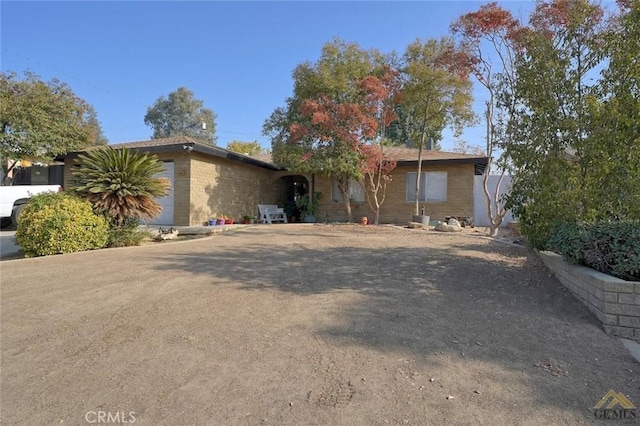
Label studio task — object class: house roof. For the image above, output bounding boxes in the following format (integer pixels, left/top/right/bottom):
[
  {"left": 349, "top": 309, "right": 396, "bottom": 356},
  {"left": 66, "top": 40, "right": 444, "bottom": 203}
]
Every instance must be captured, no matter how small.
[
  {"left": 63, "top": 136, "right": 282, "bottom": 171},
  {"left": 252, "top": 146, "right": 489, "bottom": 174},
  {"left": 382, "top": 146, "right": 486, "bottom": 162},
  {"left": 62, "top": 138, "right": 488, "bottom": 174}
]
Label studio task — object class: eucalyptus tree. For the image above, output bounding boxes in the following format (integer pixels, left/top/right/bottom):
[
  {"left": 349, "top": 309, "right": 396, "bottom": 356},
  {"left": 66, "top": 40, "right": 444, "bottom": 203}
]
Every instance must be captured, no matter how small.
[
  {"left": 144, "top": 87, "right": 217, "bottom": 145},
  {"left": 451, "top": 2, "right": 521, "bottom": 236}
]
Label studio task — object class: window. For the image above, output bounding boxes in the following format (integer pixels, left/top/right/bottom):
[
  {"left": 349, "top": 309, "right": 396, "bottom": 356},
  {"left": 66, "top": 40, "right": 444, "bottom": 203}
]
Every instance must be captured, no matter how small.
[
  {"left": 331, "top": 177, "right": 365, "bottom": 202},
  {"left": 406, "top": 172, "right": 447, "bottom": 202}
]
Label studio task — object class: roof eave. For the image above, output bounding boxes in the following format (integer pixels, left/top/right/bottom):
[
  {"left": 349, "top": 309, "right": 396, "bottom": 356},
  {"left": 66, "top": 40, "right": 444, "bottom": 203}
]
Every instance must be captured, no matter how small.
[
  {"left": 397, "top": 156, "right": 489, "bottom": 174},
  {"left": 187, "top": 143, "right": 282, "bottom": 171},
  {"left": 57, "top": 143, "right": 283, "bottom": 171}
]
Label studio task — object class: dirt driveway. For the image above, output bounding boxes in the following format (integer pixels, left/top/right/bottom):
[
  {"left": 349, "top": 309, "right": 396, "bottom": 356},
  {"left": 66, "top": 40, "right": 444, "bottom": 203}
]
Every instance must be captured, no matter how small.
[{"left": 1, "top": 224, "right": 638, "bottom": 425}]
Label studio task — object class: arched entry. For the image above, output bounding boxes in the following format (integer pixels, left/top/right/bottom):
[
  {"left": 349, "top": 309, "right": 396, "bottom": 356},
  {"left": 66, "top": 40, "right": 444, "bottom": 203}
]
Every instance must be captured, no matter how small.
[{"left": 277, "top": 175, "right": 309, "bottom": 222}]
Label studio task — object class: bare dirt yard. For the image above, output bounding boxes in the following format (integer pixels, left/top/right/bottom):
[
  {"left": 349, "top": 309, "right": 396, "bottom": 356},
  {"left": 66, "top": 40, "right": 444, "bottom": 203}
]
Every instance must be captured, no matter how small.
[{"left": 1, "top": 224, "right": 638, "bottom": 425}]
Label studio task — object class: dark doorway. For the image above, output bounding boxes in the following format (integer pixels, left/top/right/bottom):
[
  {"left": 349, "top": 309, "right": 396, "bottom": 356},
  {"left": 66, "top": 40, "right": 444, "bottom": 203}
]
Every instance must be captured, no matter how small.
[{"left": 278, "top": 175, "right": 308, "bottom": 222}]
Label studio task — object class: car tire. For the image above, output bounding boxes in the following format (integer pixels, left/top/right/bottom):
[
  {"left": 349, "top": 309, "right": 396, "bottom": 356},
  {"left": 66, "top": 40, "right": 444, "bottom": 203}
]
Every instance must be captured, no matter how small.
[
  {"left": 0, "top": 217, "right": 11, "bottom": 229},
  {"left": 11, "top": 204, "right": 25, "bottom": 228}
]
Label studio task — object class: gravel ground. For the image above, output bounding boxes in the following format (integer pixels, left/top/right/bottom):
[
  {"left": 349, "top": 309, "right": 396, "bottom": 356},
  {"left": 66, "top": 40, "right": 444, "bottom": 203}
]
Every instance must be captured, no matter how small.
[{"left": 1, "top": 224, "right": 638, "bottom": 425}]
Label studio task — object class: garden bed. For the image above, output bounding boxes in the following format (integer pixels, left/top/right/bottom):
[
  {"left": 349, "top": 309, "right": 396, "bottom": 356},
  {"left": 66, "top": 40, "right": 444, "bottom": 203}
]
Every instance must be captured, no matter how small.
[{"left": 538, "top": 251, "right": 640, "bottom": 341}]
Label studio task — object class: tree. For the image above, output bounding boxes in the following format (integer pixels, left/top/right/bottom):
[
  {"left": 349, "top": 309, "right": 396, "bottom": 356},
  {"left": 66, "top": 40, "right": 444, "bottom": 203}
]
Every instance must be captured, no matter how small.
[
  {"left": 361, "top": 143, "right": 397, "bottom": 225},
  {"left": 451, "top": 2, "right": 521, "bottom": 236},
  {"left": 144, "top": 87, "right": 217, "bottom": 145},
  {"left": 358, "top": 66, "right": 402, "bottom": 224},
  {"left": 226, "top": 140, "right": 263, "bottom": 155},
  {"left": 72, "top": 147, "right": 169, "bottom": 225},
  {"left": 264, "top": 39, "right": 387, "bottom": 222},
  {"left": 507, "top": 0, "right": 609, "bottom": 247},
  {"left": 401, "top": 38, "right": 475, "bottom": 215},
  {"left": 585, "top": 0, "right": 640, "bottom": 220},
  {"left": 451, "top": 139, "right": 485, "bottom": 155},
  {"left": 0, "top": 71, "right": 107, "bottom": 184}
]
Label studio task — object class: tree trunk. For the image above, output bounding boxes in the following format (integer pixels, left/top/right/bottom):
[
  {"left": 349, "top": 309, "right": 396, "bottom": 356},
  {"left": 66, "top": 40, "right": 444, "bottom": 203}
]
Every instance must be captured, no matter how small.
[
  {"left": 414, "top": 117, "right": 428, "bottom": 216},
  {"left": 337, "top": 176, "right": 353, "bottom": 223},
  {"left": 481, "top": 99, "right": 510, "bottom": 238},
  {"left": 483, "top": 167, "right": 508, "bottom": 238}
]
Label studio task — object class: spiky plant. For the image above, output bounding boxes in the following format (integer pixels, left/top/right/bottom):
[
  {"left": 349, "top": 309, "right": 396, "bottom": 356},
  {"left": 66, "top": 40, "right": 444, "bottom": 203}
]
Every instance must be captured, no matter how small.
[{"left": 73, "top": 147, "right": 169, "bottom": 225}]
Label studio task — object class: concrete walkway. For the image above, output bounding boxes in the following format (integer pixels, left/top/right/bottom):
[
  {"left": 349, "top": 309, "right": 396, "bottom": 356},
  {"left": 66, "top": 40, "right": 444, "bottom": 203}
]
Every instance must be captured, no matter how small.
[{"left": 0, "top": 229, "right": 20, "bottom": 259}]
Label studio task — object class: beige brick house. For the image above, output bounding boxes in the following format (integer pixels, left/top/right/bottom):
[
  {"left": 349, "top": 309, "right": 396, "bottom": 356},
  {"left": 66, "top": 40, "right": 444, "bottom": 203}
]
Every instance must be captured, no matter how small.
[
  {"left": 308, "top": 146, "right": 488, "bottom": 224},
  {"left": 62, "top": 137, "right": 488, "bottom": 226}
]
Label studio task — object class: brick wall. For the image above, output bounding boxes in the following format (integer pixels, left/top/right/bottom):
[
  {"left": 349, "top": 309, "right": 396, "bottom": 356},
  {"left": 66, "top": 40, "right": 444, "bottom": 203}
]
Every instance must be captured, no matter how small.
[
  {"left": 539, "top": 251, "right": 640, "bottom": 341},
  {"left": 188, "top": 153, "right": 280, "bottom": 225},
  {"left": 314, "top": 163, "right": 475, "bottom": 224}
]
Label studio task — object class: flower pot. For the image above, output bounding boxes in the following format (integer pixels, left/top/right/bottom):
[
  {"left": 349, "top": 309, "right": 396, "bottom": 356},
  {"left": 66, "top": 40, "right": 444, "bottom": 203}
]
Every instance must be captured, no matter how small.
[
  {"left": 412, "top": 215, "right": 430, "bottom": 227},
  {"left": 216, "top": 219, "right": 226, "bottom": 226},
  {"left": 225, "top": 219, "right": 234, "bottom": 225},
  {"left": 303, "top": 215, "right": 316, "bottom": 223},
  {"left": 208, "top": 220, "right": 216, "bottom": 226}
]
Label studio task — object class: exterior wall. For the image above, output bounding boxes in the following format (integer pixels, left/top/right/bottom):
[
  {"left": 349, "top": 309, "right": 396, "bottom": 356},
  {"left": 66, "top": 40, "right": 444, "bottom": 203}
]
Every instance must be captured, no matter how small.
[
  {"left": 315, "top": 163, "right": 475, "bottom": 224},
  {"left": 63, "top": 155, "right": 78, "bottom": 189},
  {"left": 473, "top": 174, "right": 515, "bottom": 227},
  {"left": 539, "top": 251, "right": 640, "bottom": 342},
  {"left": 188, "top": 153, "right": 279, "bottom": 226}
]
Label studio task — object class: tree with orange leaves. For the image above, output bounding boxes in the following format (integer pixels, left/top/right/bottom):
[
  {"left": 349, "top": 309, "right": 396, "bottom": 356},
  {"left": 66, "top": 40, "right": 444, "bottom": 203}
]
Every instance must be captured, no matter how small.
[
  {"left": 451, "top": 2, "right": 522, "bottom": 237},
  {"left": 358, "top": 66, "right": 402, "bottom": 224},
  {"left": 264, "top": 39, "right": 400, "bottom": 222}
]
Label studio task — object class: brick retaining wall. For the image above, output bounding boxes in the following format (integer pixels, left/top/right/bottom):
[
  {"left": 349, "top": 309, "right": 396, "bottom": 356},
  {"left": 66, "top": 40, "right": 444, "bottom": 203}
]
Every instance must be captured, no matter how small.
[{"left": 538, "top": 251, "right": 640, "bottom": 341}]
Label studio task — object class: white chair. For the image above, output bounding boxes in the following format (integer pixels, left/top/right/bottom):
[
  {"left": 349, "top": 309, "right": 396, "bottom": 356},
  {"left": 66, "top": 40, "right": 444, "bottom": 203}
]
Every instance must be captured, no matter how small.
[{"left": 258, "top": 204, "right": 288, "bottom": 224}]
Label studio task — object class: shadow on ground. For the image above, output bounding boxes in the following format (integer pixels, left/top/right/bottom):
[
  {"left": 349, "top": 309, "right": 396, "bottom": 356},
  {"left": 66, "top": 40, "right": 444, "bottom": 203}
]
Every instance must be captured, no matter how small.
[{"left": 149, "top": 225, "right": 638, "bottom": 422}]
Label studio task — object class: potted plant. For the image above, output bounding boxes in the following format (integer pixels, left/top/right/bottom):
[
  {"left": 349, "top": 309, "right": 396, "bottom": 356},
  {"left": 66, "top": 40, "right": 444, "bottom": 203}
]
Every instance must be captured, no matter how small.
[
  {"left": 241, "top": 215, "right": 252, "bottom": 224},
  {"left": 296, "top": 192, "right": 321, "bottom": 223},
  {"left": 216, "top": 215, "right": 226, "bottom": 226}
]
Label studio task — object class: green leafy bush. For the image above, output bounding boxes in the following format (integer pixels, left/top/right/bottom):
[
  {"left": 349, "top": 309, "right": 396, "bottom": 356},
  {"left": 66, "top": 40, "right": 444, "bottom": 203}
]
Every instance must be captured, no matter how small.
[
  {"left": 16, "top": 192, "right": 109, "bottom": 257},
  {"left": 107, "top": 219, "right": 152, "bottom": 248},
  {"left": 547, "top": 221, "right": 587, "bottom": 265},
  {"left": 547, "top": 220, "right": 640, "bottom": 281}
]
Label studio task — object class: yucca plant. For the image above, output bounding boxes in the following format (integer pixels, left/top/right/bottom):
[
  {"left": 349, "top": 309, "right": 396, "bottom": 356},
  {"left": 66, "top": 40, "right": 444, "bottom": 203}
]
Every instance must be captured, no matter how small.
[{"left": 73, "top": 147, "right": 169, "bottom": 225}]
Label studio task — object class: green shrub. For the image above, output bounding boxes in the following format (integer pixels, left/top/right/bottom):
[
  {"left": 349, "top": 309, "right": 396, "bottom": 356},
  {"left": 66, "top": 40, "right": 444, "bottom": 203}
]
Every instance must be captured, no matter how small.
[
  {"left": 16, "top": 192, "right": 109, "bottom": 257},
  {"left": 547, "top": 221, "right": 586, "bottom": 265},
  {"left": 107, "top": 219, "right": 152, "bottom": 248},
  {"left": 547, "top": 220, "right": 640, "bottom": 281}
]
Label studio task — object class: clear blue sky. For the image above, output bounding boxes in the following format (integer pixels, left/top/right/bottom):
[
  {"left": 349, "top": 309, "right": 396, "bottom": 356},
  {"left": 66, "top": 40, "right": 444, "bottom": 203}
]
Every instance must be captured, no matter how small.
[{"left": 1, "top": 1, "right": 536, "bottom": 151}]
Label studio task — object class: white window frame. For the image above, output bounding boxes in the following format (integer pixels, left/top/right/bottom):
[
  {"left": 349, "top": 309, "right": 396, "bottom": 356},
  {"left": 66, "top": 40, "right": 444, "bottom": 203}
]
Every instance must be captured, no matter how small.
[
  {"left": 406, "top": 171, "right": 448, "bottom": 202},
  {"left": 331, "top": 177, "right": 365, "bottom": 202}
]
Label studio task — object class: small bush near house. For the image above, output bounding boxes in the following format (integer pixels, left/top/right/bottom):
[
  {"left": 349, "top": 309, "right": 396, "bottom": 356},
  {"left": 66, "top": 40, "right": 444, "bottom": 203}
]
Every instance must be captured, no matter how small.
[
  {"left": 16, "top": 192, "right": 109, "bottom": 257},
  {"left": 547, "top": 220, "right": 640, "bottom": 281},
  {"left": 107, "top": 219, "right": 152, "bottom": 248}
]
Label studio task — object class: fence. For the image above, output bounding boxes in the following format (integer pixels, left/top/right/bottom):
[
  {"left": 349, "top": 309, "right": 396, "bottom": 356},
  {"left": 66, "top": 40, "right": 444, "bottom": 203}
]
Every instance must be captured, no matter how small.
[{"left": 473, "top": 174, "right": 514, "bottom": 227}]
